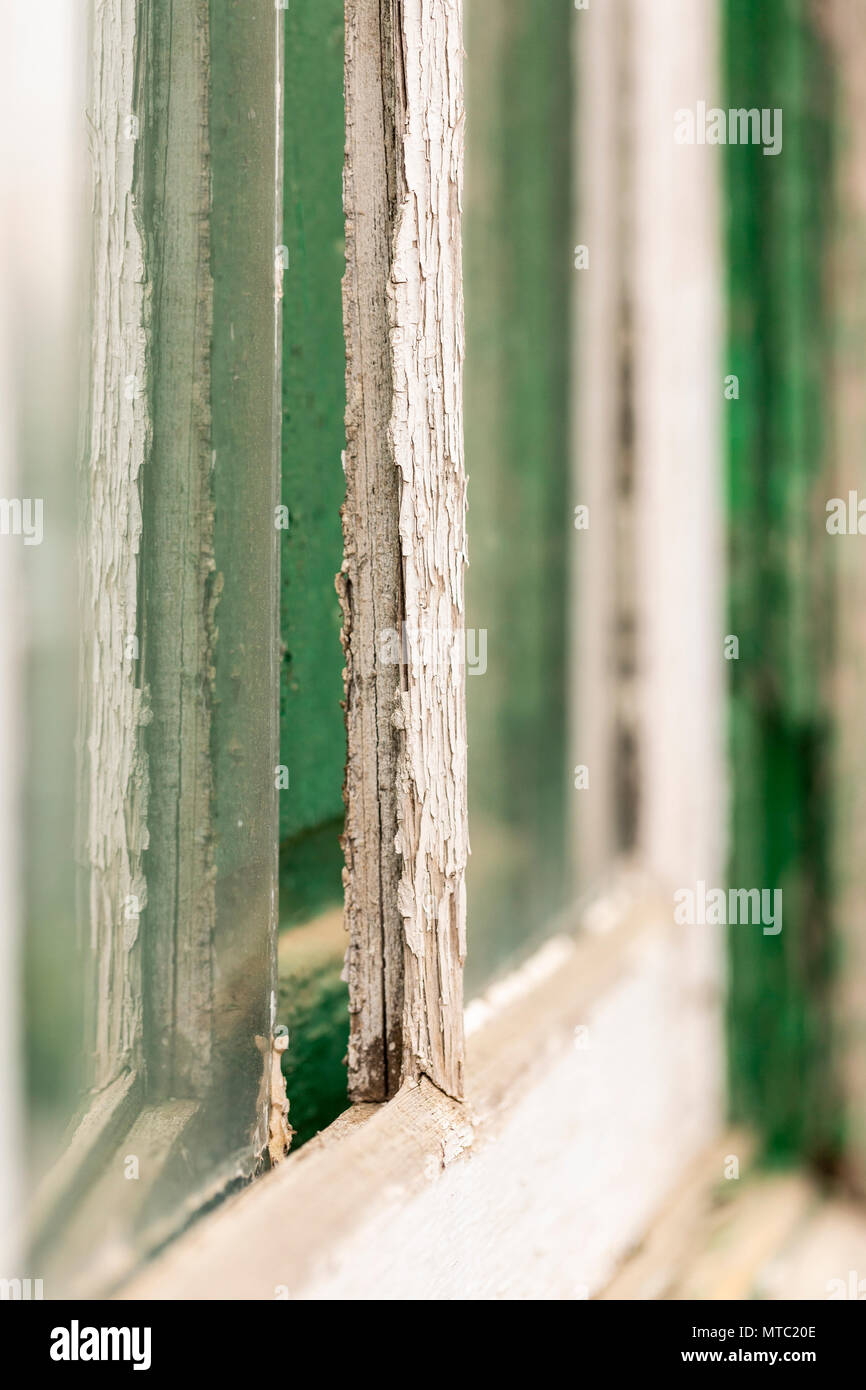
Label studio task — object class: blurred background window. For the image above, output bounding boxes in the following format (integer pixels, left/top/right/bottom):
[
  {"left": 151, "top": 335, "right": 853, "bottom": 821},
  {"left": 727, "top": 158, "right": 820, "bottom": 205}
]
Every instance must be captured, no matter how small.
[{"left": 464, "top": 0, "right": 573, "bottom": 995}]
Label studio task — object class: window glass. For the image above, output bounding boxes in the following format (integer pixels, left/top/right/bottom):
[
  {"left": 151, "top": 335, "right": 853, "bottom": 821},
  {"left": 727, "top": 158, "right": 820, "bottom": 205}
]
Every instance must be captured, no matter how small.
[
  {"left": 278, "top": 0, "right": 349, "bottom": 1146},
  {"left": 464, "top": 0, "right": 574, "bottom": 994}
]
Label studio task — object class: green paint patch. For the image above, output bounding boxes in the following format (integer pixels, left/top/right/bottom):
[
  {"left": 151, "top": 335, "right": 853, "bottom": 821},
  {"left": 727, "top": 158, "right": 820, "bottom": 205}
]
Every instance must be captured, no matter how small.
[
  {"left": 279, "top": 0, "right": 346, "bottom": 842},
  {"left": 279, "top": 819, "right": 344, "bottom": 931},
  {"left": 724, "top": 0, "right": 839, "bottom": 1166},
  {"left": 278, "top": 910, "right": 348, "bottom": 1148}
]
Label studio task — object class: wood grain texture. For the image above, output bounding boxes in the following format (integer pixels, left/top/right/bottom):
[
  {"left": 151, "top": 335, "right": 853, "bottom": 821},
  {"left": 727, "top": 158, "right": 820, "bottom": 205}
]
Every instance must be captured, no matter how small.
[
  {"left": 390, "top": 0, "right": 467, "bottom": 1099},
  {"left": 80, "top": 0, "right": 283, "bottom": 1173},
  {"left": 340, "top": 0, "right": 404, "bottom": 1100},
  {"left": 341, "top": 0, "right": 467, "bottom": 1101},
  {"left": 80, "top": 0, "right": 150, "bottom": 1091},
  {"left": 119, "top": 893, "right": 724, "bottom": 1300}
]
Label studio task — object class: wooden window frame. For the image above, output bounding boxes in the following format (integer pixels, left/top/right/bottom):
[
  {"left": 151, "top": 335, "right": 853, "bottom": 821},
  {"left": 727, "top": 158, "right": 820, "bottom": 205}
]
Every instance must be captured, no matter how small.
[
  {"left": 31, "top": 0, "right": 472, "bottom": 1291},
  {"left": 30, "top": 0, "right": 286, "bottom": 1287},
  {"left": 117, "top": 0, "right": 728, "bottom": 1300},
  {"left": 32, "top": 0, "right": 731, "bottom": 1299},
  {"left": 340, "top": 0, "right": 468, "bottom": 1104}
]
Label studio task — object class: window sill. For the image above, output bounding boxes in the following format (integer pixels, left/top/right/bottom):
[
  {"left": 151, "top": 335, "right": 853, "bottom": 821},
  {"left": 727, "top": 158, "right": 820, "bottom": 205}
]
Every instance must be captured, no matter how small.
[{"left": 117, "top": 880, "right": 724, "bottom": 1300}]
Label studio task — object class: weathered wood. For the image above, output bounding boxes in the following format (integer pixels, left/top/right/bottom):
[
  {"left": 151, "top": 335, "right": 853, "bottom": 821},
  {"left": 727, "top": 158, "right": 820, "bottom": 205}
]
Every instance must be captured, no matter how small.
[
  {"left": 341, "top": 0, "right": 467, "bottom": 1100},
  {"left": 119, "top": 891, "right": 724, "bottom": 1300},
  {"left": 136, "top": 0, "right": 215, "bottom": 1101},
  {"left": 81, "top": 0, "right": 284, "bottom": 1173},
  {"left": 80, "top": 0, "right": 150, "bottom": 1091},
  {"left": 339, "top": 0, "right": 404, "bottom": 1101}
]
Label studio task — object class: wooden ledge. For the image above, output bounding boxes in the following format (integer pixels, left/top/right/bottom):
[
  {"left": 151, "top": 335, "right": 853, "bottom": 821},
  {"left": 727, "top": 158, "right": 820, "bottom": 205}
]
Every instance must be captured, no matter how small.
[{"left": 118, "top": 889, "right": 707, "bottom": 1299}]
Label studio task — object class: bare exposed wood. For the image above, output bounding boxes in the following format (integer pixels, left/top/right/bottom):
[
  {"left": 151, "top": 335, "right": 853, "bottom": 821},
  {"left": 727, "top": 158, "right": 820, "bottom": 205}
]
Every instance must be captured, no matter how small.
[
  {"left": 340, "top": 0, "right": 404, "bottom": 1102},
  {"left": 341, "top": 0, "right": 467, "bottom": 1101}
]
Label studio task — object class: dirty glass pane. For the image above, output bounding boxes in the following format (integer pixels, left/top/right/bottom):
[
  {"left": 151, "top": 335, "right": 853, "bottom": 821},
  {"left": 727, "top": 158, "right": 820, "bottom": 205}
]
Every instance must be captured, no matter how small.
[
  {"left": 10, "top": 0, "right": 282, "bottom": 1296},
  {"left": 464, "top": 0, "right": 573, "bottom": 994}
]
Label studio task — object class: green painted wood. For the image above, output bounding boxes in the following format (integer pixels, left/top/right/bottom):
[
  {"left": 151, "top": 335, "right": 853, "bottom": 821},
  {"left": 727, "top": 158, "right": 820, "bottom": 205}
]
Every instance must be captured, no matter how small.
[
  {"left": 725, "top": 0, "right": 838, "bottom": 1164},
  {"left": 279, "top": 0, "right": 346, "bottom": 846},
  {"left": 463, "top": 0, "right": 572, "bottom": 994}
]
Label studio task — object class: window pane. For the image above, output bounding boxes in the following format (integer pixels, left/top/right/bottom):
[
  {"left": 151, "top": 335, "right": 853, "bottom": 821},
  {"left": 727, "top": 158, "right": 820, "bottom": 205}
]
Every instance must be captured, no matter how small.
[
  {"left": 464, "top": 0, "right": 573, "bottom": 993},
  {"left": 277, "top": 0, "right": 349, "bottom": 1148}
]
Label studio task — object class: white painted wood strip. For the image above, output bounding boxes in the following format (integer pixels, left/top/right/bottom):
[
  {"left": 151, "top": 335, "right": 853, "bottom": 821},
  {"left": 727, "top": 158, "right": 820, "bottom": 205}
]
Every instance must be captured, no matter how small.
[
  {"left": 81, "top": 0, "right": 149, "bottom": 1089},
  {"left": 390, "top": 0, "right": 468, "bottom": 1100},
  {"left": 570, "top": 0, "right": 621, "bottom": 890}
]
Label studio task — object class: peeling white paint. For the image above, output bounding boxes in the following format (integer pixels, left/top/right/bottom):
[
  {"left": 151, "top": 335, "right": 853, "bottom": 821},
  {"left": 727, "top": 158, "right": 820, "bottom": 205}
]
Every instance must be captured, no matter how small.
[
  {"left": 83, "top": 0, "right": 150, "bottom": 1086},
  {"left": 389, "top": 0, "right": 468, "bottom": 1099}
]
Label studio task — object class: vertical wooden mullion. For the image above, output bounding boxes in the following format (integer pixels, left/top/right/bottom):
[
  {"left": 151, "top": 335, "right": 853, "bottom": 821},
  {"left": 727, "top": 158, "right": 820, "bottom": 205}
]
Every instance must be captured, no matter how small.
[
  {"left": 570, "top": 0, "right": 620, "bottom": 894},
  {"left": 83, "top": 0, "right": 283, "bottom": 1168},
  {"left": 341, "top": 0, "right": 404, "bottom": 1100},
  {"left": 82, "top": 0, "right": 150, "bottom": 1092},
  {"left": 342, "top": 0, "right": 467, "bottom": 1101},
  {"left": 137, "top": 0, "right": 215, "bottom": 1102}
]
